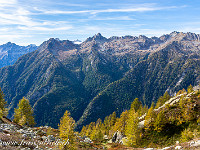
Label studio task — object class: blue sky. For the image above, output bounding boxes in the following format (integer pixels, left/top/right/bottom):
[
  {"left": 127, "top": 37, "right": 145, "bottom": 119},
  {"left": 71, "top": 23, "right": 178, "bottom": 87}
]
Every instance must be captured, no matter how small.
[{"left": 0, "top": 0, "right": 200, "bottom": 45}]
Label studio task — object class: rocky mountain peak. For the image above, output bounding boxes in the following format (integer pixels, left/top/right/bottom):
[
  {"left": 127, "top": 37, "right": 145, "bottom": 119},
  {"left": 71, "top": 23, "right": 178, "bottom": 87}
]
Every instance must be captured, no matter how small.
[
  {"left": 84, "top": 33, "right": 107, "bottom": 43},
  {"left": 93, "top": 33, "right": 104, "bottom": 39},
  {"left": 138, "top": 35, "right": 148, "bottom": 39},
  {"left": 38, "top": 38, "right": 79, "bottom": 58},
  {"left": 4, "top": 42, "right": 17, "bottom": 47},
  {"left": 6, "top": 42, "right": 13, "bottom": 45},
  {"left": 184, "top": 32, "right": 200, "bottom": 41},
  {"left": 37, "top": 38, "right": 63, "bottom": 56},
  {"left": 169, "top": 31, "right": 180, "bottom": 37}
]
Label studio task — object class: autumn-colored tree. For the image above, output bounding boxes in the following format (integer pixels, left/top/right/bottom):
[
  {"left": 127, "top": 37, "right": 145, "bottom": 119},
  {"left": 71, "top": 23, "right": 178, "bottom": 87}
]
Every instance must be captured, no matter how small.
[
  {"left": 180, "top": 128, "right": 194, "bottom": 142},
  {"left": 179, "top": 95, "right": 185, "bottom": 109},
  {"left": 13, "top": 97, "right": 35, "bottom": 127},
  {"left": 103, "top": 116, "right": 110, "bottom": 135},
  {"left": 110, "top": 111, "right": 117, "bottom": 126},
  {"left": 125, "top": 109, "right": 140, "bottom": 147},
  {"left": 80, "top": 126, "right": 87, "bottom": 137},
  {"left": 47, "top": 127, "right": 54, "bottom": 136},
  {"left": 182, "top": 98, "right": 196, "bottom": 122},
  {"left": 90, "top": 118, "right": 103, "bottom": 141},
  {"left": 187, "top": 84, "right": 193, "bottom": 93},
  {"left": 153, "top": 109, "right": 166, "bottom": 132},
  {"left": 85, "top": 122, "right": 95, "bottom": 137},
  {"left": 58, "top": 110, "right": 76, "bottom": 150},
  {"left": 155, "top": 92, "right": 171, "bottom": 109},
  {"left": 113, "top": 110, "right": 128, "bottom": 135},
  {"left": 144, "top": 102, "right": 155, "bottom": 130},
  {"left": 139, "top": 105, "right": 148, "bottom": 116},
  {"left": 197, "top": 116, "right": 200, "bottom": 123},
  {"left": 130, "top": 98, "right": 142, "bottom": 112},
  {"left": 176, "top": 88, "right": 186, "bottom": 96},
  {"left": 0, "top": 87, "right": 7, "bottom": 118},
  {"left": 101, "top": 112, "right": 117, "bottom": 136}
]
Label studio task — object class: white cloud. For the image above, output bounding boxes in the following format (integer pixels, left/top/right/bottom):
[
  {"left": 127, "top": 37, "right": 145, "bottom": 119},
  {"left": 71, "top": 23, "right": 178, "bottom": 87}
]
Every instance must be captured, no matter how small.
[
  {"left": 18, "top": 26, "right": 73, "bottom": 31},
  {"left": 39, "top": 5, "right": 179, "bottom": 15},
  {"left": 92, "top": 16, "right": 135, "bottom": 21},
  {"left": 0, "top": 28, "right": 10, "bottom": 32},
  {"left": 0, "top": 0, "right": 73, "bottom": 31},
  {"left": 0, "top": 0, "right": 190, "bottom": 45},
  {"left": 0, "top": 0, "right": 17, "bottom": 6}
]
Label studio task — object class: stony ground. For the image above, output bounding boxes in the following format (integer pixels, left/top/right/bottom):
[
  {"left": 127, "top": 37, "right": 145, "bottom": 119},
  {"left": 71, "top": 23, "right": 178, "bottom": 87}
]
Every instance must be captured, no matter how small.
[
  {"left": 0, "top": 122, "right": 199, "bottom": 150},
  {"left": 0, "top": 123, "right": 61, "bottom": 150}
]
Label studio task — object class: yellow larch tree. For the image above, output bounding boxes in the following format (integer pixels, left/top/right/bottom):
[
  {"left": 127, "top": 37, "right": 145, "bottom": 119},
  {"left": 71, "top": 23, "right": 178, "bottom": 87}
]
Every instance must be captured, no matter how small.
[
  {"left": 0, "top": 87, "right": 7, "bottom": 118},
  {"left": 13, "top": 97, "right": 35, "bottom": 127},
  {"left": 58, "top": 110, "right": 76, "bottom": 150}
]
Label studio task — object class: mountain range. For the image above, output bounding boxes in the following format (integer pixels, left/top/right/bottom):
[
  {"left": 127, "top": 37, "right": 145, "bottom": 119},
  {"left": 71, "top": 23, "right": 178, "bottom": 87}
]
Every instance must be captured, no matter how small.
[
  {"left": 0, "top": 31, "right": 199, "bottom": 129},
  {"left": 0, "top": 42, "right": 37, "bottom": 68}
]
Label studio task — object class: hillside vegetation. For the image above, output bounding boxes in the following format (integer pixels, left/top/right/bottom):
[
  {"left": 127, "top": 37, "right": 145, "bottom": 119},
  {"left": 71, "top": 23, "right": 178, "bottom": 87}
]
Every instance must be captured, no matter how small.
[
  {"left": 78, "top": 85, "right": 200, "bottom": 149},
  {"left": 0, "top": 32, "right": 199, "bottom": 129}
]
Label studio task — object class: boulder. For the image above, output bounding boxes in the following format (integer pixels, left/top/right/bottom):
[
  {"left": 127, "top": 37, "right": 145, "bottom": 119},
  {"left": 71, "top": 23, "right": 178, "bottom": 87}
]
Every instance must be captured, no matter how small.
[
  {"left": 42, "top": 136, "right": 48, "bottom": 141},
  {"left": 120, "top": 137, "right": 128, "bottom": 145},
  {"left": 22, "top": 134, "right": 28, "bottom": 138},
  {"left": 112, "top": 131, "right": 123, "bottom": 143},
  {"left": 107, "top": 139, "right": 112, "bottom": 143},
  {"left": 175, "top": 146, "right": 182, "bottom": 149},
  {"left": 84, "top": 137, "right": 92, "bottom": 143},
  {"left": 162, "top": 147, "right": 171, "bottom": 150},
  {"left": 192, "top": 140, "right": 200, "bottom": 147},
  {"left": 47, "top": 135, "right": 55, "bottom": 142},
  {"left": 103, "top": 135, "right": 108, "bottom": 140}
]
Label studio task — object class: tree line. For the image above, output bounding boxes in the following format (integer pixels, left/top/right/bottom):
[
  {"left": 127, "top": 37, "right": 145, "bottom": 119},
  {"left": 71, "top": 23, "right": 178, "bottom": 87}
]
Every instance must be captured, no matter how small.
[{"left": 0, "top": 84, "right": 199, "bottom": 149}]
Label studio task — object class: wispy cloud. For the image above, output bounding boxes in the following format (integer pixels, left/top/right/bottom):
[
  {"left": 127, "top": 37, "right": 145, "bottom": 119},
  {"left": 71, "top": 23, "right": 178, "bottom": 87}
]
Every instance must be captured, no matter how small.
[
  {"left": 0, "top": 0, "right": 193, "bottom": 45},
  {"left": 0, "top": 0, "right": 17, "bottom": 6},
  {"left": 91, "top": 16, "right": 135, "bottom": 21},
  {"left": 0, "top": 0, "right": 73, "bottom": 30},
  {"left": 38, "top": 5, "right": 178, "bottom": 15},
  {"left": 18, "top": 26, "right": 73, "bottom": 31}
]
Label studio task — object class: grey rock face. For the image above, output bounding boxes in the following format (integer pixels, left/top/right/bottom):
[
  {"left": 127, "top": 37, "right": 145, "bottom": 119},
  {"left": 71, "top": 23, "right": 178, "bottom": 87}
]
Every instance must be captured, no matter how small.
[{"left": 112, "top": 131, "right": 123, "bottom": 143}]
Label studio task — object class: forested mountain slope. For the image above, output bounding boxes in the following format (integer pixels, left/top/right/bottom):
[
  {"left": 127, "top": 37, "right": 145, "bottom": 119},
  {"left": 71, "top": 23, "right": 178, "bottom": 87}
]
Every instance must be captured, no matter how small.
[{"left": 0, "top": 32, "right": 199, "bottom": 128}]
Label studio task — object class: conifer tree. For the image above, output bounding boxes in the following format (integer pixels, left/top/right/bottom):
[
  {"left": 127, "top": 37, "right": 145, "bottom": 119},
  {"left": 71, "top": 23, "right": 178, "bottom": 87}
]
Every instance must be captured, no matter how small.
[
  {"left": 90, "top": 118, "right": 103, "bottom": 141},
  {"left": 163, "top": 91, "right": 171, "bottom": 101},
  {"left": 155, "top": 92, "right": 170, "bottom": 109},
  {"left": 113, "top": 110, "right": 128, "bottom": 135},
  {"left": 0, "top": 87, "right": 7, "bottom": 118},
  {"left": 130, "top": 98, "right": 142, "bottom": 112},
  {"left": 197, "top": 117, "right": 200, "bottom": 125},
  {"left": 13, "top": 97, "right": 35, "bottom": 127},
  {"left": 110, "top": 111, "right": 116, "bottom": 126},
  {"left": 179, "top": 95, "right": 185, "bottom": 109},
  {"left": 58, "top": 110, "right": 76, "bottom": 150},
  {"left": 187, "top": 84, "right": 193, "bottom": 93},
  {"left": 86, "top": 122, "right": 95, "bottom": 137},
  {"left": 103, "top": 112, "right": 115, "bottom": 135},
  {"left": 144, "top": 102, "right": 155, "bottom": 130},
  {"left": 125, "top": 109, "right": 140, "bottom": 147},
  {"left": 80, "top": 126, "right": 87, "bottom": 137},
  {"left": 103, "top": 116, "right": 110, "bottom": 135},
  {"left": 176, "top": 88, "right": 186, "bottom": 96},
  {"left": 154, "top": 109, "right": 166, "bottom": 132}
]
